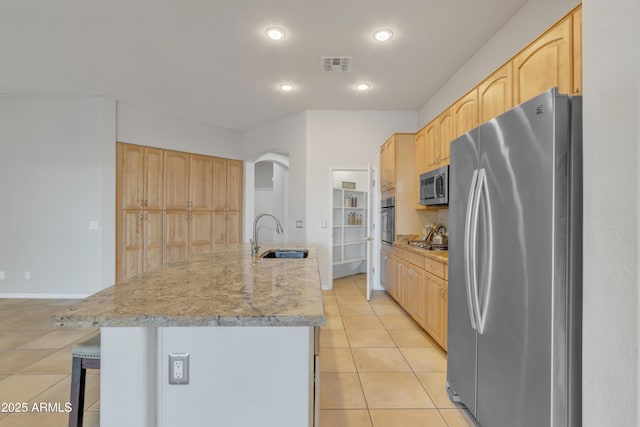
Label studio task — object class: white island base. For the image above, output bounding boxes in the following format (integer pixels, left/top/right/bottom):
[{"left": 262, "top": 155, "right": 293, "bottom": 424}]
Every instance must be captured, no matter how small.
[{"left": 100, "top": 326, "right": 318, "bottom": 427}]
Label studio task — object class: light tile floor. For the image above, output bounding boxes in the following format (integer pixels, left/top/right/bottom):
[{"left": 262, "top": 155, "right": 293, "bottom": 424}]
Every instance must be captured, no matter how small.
[
  {"left": 0, "top": 298, "right": 99, "bottom": 427},
  {"left": 320, "top": 274, "right": 477, "bottom": 427}
]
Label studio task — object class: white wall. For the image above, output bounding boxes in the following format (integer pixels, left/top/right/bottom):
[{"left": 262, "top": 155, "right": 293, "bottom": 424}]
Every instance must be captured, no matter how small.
[
  {"left": 582, "top": 0, "right": 639, "bottom": 425},
  {"left": 0, "top": 97, "right": 116, "bottom": 296},
  {"left": 305, "top": 110, "right": 417, "bottom": 288},
  {"left": 244, "top": 111, "right": 307, "bottom": 244},
  {"left": 417, "top": 0, "right": 580, "bottom": 127},
  {"left": 117, "top": 102, "right": 244, "bottom": 159}
]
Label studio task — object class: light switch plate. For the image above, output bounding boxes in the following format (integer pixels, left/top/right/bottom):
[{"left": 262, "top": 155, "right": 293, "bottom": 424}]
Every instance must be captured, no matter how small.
[
  {"left": 296, "top": 220, "right": 303, "bottom": 228},
  {"left": 89, "top": 221, "right": 99, "bottom": 230},
  {"left": 0, "top": 272, "right": 4, "bottom": 280}
]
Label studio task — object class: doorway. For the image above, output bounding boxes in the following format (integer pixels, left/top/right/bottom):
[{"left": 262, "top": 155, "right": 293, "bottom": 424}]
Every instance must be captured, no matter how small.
[
  {"left": 330, "top": 167, "right": 373, "bottom": 300},
  {"left": 252, "top": 153, "right": 289, "bottom": 244}
]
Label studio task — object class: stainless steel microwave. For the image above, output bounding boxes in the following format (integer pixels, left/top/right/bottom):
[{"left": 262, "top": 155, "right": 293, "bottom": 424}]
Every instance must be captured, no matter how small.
[{"left": 419, "top": 165, "right": 449, "bottom": 206}]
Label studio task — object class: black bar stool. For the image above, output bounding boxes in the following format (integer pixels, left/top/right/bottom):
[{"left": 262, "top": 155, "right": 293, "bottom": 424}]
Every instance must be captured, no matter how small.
[{"left": 69, "top": 333, "right": 100, "bottom": 427}]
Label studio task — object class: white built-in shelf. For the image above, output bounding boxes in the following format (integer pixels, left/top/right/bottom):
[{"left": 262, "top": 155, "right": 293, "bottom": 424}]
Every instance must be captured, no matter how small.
[{"left": 332, "top": 188, "right": 368, "bottom": 266}]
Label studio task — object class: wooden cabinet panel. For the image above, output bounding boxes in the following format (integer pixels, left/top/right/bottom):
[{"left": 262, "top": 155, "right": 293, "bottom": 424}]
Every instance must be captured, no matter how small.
[
  {"left": 164, "top": 151, "right": 190, "bottom": 210},
  {"left": 453, "top": 89, "right": 478, "bottom": 141},
  {"left": 572, "top": 7, "right": 582, "bottom": 95},
  {"left": 513, "top": 16, "right": 572, "bottom": 104},
  {"left": 212, "top": 157, "right": 228, "bottom": 210},
  {"left": 145, "top": 211, "right": 163, "bottom": 272},
  {"left": 226, "top": 160, "right": 243, "bottom": 211},
  {"left": 424, "top": 272, "right": 447, "bottom": 348},
  {"left": 144, "top": 148, "right": 164, "bottom": 211},
  {"left": 424, "top": 257, "right": 446, "bottom": 279},
  {"left": 424, "top": 122, "right": 438, "bottom": 171},
  {"left": 164, "top": 211, "right": 189, "bottom": 263},
  {"left": 122, "top": 145, "right": 145, "bottom": 210},
  {"left": 122, "top": 210, "right": 144, "bottom": 280},
  {"left": 212, "top": 211, "right": 227, "bottom": 245},
  {"left": 411, "top": 267, "right": 426, "bottom": 328},
  {"left": 380, "top": 138, "right": 396, "bottom": 192},
  {"left": 226, "top": 210, "right": 241, "bottom": 245},
  {"left": 121, "top": 210, "right": 163, "bottom": 281},
  {"left": 414, "top": 128, "right": 426, "bottom": 177},
  {"left": 437, "top": 108, "right": 453, "bottom": 166},
  {"left": 478, "top": 62, "right": 513, "bottom": 124},
  {"left": 189, "top": 211, "right": 212, "bottom": 254},
  {"left": 400, "top": 261, "right": 412, "bottom": 310},
  {"left": 189, "top": 155, "right": 213, "bottom": 211}
]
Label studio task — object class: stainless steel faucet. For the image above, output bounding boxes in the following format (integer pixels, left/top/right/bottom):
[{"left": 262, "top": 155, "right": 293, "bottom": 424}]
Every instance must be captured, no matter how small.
[{"left": 251, "top": 212, "right": 283, "bottom": 256}]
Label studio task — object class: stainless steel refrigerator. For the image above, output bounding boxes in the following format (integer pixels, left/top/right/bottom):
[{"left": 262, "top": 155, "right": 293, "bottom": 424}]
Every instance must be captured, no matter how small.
[{"left": 446, "top": 88, "right": 582, "bottom": 427}]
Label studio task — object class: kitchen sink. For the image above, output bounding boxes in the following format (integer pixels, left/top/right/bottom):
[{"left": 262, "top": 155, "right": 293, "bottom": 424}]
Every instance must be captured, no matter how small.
[{"left": 259, "top": 249, "right": 309, "bottom": 259}]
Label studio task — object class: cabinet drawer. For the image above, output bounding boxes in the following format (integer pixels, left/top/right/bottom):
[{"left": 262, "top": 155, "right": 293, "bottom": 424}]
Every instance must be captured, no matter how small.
[
  {"left": 424, "top": 257, "right": 446, "bottom": 279},
  {"left": 401, "top": 249, "right": 425, "bottom": 269}
]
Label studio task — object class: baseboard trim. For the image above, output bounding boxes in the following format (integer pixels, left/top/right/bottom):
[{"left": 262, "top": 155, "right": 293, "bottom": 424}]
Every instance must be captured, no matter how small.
[{"left": 0, "top": 293, "right": 92, "bottom": 299}]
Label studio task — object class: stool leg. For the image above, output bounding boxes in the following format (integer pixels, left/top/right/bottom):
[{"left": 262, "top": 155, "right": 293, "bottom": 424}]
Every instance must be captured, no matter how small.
[{"left": 69, "top": 356, "right": 87, "bottom": 427}]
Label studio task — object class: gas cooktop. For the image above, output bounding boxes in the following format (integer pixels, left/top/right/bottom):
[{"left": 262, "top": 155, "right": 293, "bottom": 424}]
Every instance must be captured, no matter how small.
[{"left": 406, "top": 240, "right": 448, "bottom": 251}]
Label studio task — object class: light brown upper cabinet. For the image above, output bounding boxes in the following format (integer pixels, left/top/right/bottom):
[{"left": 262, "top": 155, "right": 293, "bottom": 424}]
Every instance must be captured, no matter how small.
[
  {"left": 436, "top": 107, "right": 453, "bottom": 166},
  {"left": 225, "top": 160, "right": 243, "bottom": 211},
  {"left": 380, "top": 137, "right": 396, "bottom": 192},
  {"left": 212, "top": 158, "right": 242, "bottom": 211},
  {"left": 163, "top": 150, "right": 190, "bottom": 210},
  {"left": 414, "top": 128, "right": 426, "bottom": 178},
  {"left": 513, "top": 15, "right": 572, "bottom": 105},
  {"left": 121, "top": 144, "right": 163, "bottom": 211},
  {"left": 189, "top": 155, "right": 213, "bottom": 211},
  {"left": 424, "top": 121, "right": 438, "bottom": 171},
  {"left": 572, "top": 7, "right": 582, "bottom": 95},
  {"left": 478, "top": 62, "right": 514, "bottom": 124},
  {"left": 452, "top": 88, "right": 479, "bottom": 141}
]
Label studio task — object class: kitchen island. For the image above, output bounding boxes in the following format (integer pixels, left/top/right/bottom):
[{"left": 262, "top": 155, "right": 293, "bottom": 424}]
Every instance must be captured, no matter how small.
[{"left": 53, "top": 244, "right": 325, "bottom": 427}]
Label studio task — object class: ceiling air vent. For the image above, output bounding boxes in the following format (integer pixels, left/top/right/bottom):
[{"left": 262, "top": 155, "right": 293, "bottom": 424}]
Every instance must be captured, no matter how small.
[{"left": 321, "top": 57, "right": 352, "bottom": 73}]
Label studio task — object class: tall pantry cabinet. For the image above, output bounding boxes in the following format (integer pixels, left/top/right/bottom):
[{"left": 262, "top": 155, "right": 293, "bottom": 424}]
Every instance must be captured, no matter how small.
[
  {"left": 118, "top": 144, "right": 164, "bottom": 281},
  {"left": 116, "top": 142, "right": 243, "bottom": 282}
]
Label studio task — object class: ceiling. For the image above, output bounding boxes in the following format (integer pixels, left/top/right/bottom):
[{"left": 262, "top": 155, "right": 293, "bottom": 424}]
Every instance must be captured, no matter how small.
[{"left": 0, "top": 0, "right": 528, "bottom": 130}]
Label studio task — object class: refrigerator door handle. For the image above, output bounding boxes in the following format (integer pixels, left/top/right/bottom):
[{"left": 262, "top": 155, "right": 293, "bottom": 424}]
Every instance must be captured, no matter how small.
[
  {"left": 473, "top": 168, "right": 493, "bottom": 335},
  {"left": 469, "top": 168, "right": 484, "bottom": 334},
  {"left": 464, "top": 169, "right": 479, "bottom": 331}
]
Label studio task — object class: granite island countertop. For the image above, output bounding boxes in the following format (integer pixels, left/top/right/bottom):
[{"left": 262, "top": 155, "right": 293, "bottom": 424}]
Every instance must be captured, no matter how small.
[{"left": 53, "top": 244, "right": 325, "bottom": 328}]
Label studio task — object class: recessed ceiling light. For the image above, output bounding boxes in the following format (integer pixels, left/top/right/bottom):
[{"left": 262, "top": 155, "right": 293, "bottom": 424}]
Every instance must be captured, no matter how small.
[
  {"left": 266, "top": 27, "right": 286, "bottom": 40},
  {"left": 279, "top": 83, "right": 294, "bottom": 92},
  {"left": 356, "top": 83, "right": 371, "bottom": 91},
  {"left": 373, "top": 29, "right": 393, "bottom": 42}
]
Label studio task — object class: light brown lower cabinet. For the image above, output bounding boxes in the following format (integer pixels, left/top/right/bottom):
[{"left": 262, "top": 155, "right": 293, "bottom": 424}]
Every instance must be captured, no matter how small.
[
  {"left": 383, "top": 247, "right": 448, "bottom": 350},
  {"left": 189, "top": 211, "right": 213, "bottom": 255},
  {"left": 164, "top": 211, "right": 214, "bottom": 262},
  {"left": 213, "top": 210, "right": 241, "bottom": 245},
  {"left": 164, "top": 211, "right": 189, "bottom": 263},
  {"left": 121, "top": 210, "right": 163, "bottom": 281},
  {"left": 423, "top": 272, "right": 448, "bottom": 350}
]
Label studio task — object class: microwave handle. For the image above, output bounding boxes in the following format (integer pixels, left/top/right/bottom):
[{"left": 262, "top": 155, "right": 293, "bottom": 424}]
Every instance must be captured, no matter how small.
[{"left": 435, "top": 176, "right": 443, "bottom": 197}]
